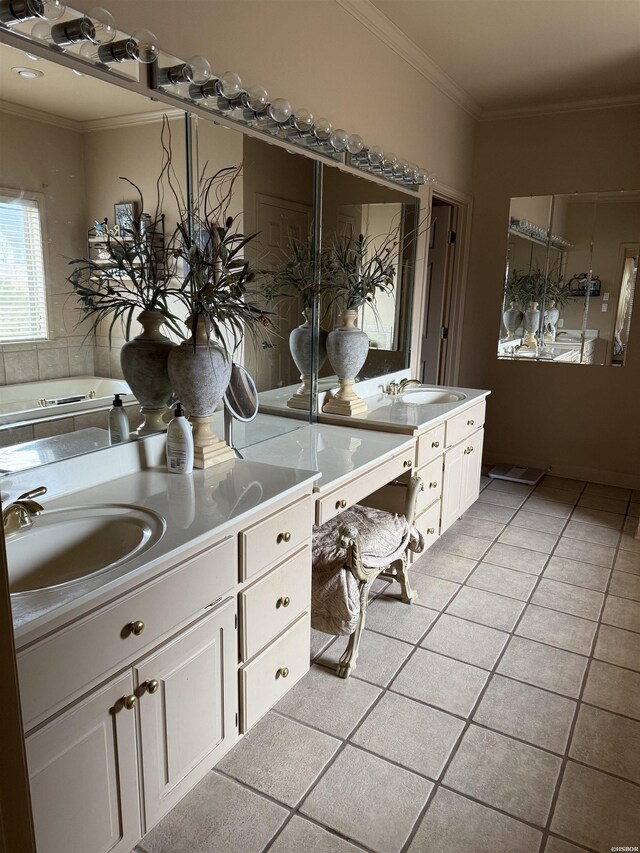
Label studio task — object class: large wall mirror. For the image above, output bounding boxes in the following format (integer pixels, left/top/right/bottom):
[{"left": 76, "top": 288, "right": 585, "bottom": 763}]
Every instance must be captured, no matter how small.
[{"left": 498, "top": 191, "right": 639, "bottom": 366}]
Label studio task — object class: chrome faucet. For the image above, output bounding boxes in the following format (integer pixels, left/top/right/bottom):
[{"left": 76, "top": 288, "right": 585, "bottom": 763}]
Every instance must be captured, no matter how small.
[
  {"left": 2, "top": 486, "right": 47, "bottom": 535},
  {"left": 384, "top": 378, "right": 422, "bottom": 396}
]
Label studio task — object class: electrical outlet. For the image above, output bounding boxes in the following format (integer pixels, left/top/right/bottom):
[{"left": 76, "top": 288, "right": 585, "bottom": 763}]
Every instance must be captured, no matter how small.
[
  {"left": 558, "top": 319, "right": 564, "bottom": 328},
  {"left": 601, "top": 303, "right": 608, "bottom": 312},
  {"left": 603, "top": 292, "right": 610, "bottom": 301}
]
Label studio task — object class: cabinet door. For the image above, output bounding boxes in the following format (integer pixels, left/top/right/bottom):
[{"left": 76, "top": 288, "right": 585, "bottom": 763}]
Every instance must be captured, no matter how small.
[
  {"left": 25, "top": 672, "right": 140, "bottom": 853},
  {"left": 441, "top": 440, "right": 466, "bottom": 532},
  {"left": 462, "top": 429, "right": 485, "bottom": 513},
  {"left": 136, "top": 597, "right": 237, "bottom": 831}
]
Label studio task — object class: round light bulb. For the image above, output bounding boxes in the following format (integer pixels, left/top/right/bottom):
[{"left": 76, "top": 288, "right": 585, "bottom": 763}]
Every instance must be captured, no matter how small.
[
  {"left": 41, "top": 0, "right": 65, "bottom": 20},
  {"left": 132, "top": 29, "right": 158, "bottom": 63},
  {"left": 368, "top": 145, "right": 384, "bottom": 166},
  {"left": 186, "top": 55, "right": 211, "bottom": 84},
  {"left": 426, "top": 172, "right": 437, "bottom": 185},
  {"left": 346, "top": 133, "right": 364, "bottom": 155},
  {"left": 84, "top": 7, "right": 116, "bottom": 44},
  {"left": 245, "top": 85, "right": 269, "bottom": 112},
  {"left": 406, "top": 162, "right": 419, "bottom": 181},
  {"left": 218, "top": 70, "right": 242, "bottom": 99},
  {"left": 394, "top": 157, "right": 408, "bottom": 176},
  {"left": 415, "top": 168, "right": 428, "bottom": 184},
  {"left": 313, "top": 117, "right": 332, "bottom": 141},
  {"left": 78, "top": 41, "right": 100, "bottom": 61},
  {"left": 330, "top": 128, "right": 349, "bottom": 152},
  {"left": 383, "top": 152, "right": 398, "bottom": 171},
  {"left": 293, "top": 108, "right": 314, "bottom": 132},
  {"left": 31, "top": 19, "right": 53, "bottom": 41},
  {"left": 268, "top": 98, "right": 292, "bottom": 124}
]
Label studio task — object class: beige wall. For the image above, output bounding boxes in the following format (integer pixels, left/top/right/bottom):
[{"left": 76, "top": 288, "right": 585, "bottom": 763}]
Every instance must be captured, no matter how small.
[{"left": 464, "top": 104, "right": 640, "bottom": 486}]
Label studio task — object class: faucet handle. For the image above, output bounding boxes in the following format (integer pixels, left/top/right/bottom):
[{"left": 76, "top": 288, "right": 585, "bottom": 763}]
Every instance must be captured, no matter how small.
[{"left": 18, "top": 486, "right": 47, "bottom": 501}]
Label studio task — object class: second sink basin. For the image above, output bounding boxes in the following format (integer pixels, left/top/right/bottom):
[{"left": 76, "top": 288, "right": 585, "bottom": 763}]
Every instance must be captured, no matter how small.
[
  {"left": 401, "top": 388, "right": 467, "bottom": 405},
  {"left": 8, "top": 504, "right": 165, "bottom": 594}
]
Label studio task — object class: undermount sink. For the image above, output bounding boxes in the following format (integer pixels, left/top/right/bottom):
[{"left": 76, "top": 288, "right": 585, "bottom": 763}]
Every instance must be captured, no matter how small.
[
  {"left": 401, "top": 388, "right": 467, "bottom": 405},
  {"left": 7, "top": 504, "right": 165, "bottom": 595}
]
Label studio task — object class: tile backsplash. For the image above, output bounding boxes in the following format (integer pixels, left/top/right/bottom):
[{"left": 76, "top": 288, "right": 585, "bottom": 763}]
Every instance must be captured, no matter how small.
[{"left": 0, "top": 337, "right": 97, "bottom": 385}]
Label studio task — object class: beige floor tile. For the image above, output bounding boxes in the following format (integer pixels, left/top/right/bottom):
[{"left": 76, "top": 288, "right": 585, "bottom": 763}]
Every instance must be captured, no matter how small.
[
  {"left": 483, "top": 542, "right": 549, "bottom": 575},
  {"left": 365, "top": 596, "right": 439, "bottom": 643},
  {"left": 625, "top": 517, "right": 640, "bottom": 535},
  {"left": 601, "top": 594, "right": 640, "bottom": 632},
  {"left": 609, "top": 570, "right": 640, "bottom": 601},
  {"left": 274, "top": 665, "right": 381, "bottom": 739},
  {"left": 570, "top": 704, "right": 640, "bottom": 784},
  {"left": 553, "top": 537, "right": 615, "bottom": 568},
  {"left": 563, "top": 519, "right": 621, "bottom": 548},
  {"left": 217, "top": 712, "right": 340, "bottom": 807},
  {"left": 584, "top": 483, "right": 631, "bottom": 500},
  {"left": 464, "top": 500, "right": 516, "bottom": 524},
  {"left": 467, "top": 562, "right": 538, "bottom": 601},
  {"left": 408, "top": 788, "right": 541, "bottom": 853},
  {"left": 541, "top": 475, "right": 585, "bottom": 493},
  {"left": 543, "top": 556, "right": 611, "bottom": 592},
  {"left": 310, "top": 629, "right": 335, "bottom": 661},
  {"left": 139, "top": 772, "right": 288, "bottom": 853},
  {"left": 498, "top": 636, "right": 588, "bottom": 698},
  {"left": 431, "top": 532, "right": 490, "bottom": 561},
  {"left": 594, "top": 624, "right": 640, "bottom": 671},
  {"left": 443, "top": 725, "right": 561, "bottom": 825},
  {"left": 531, "top": 579, "right": 604, "bottom": 621},
  {"left": 516, "top": 604, "right": 598, "bottom": 655},
  {"left": 446, "top": 586, "right": 525, "bottom": 631},
  {"left": 474, "top": 674, "right": 576, "bottom": 753},
  {"left": 317, "top": 629, "right": 413, "bottom": 687},
  {"left": 478, "top": 489, "right": 528, "bottom": 509},
  {"left": 582, "top": 660, "right": 640, "bottom": 720},
  {"left": 578, "top": 493, "right": 629, "bottom": 515},
  {"left": 544, "top": 838, "right": 590, "bottom": 853},
  {"left": 411, "top": 550, "right": 477, "bottom": 583},
  {"left": 522, "top": 497, "right": 573, "bottom": 519},
  {"left": 408, "top": 574, "right": 460, "bottom": 610},
  {"left": 479, "top": 474, "right": 491, "bottom": 489},
  {"left": 628, "top": 500, "right": 640, "bottom": 518},
  {"left": 615, "top": 548, "right": 640, "bottom": 574},
  {"left": 421, "top": 613, "right": 509, "bottom": 670},
  {"left": 619, "top": 532, "right": 640, "bottom": 554},
  {"left": 269, "top": 817, "right": 361, "bottom": 853},
  {"left": 300, "top": 746, "right": 432, "bottom": 853},
  {"left": 448, "top": 517, "right": 505, "bottom": 541},
  {"left": 571, "top": 506, "right": 624, "bottom": 530},
  {"left": 551, "top": 761, "right": 640, "bottom": 852},
  {"left": 392, "top": 648, "right": 489, "bottom": 716},
  {"left": 486, "top": 479, "right": 534, "bottom": 497},
  {"left": 534, "top": 486, "right": 578, "bottom": 505},
  {"left": 352, "top": 691, "right": 465, "bottom": 779},
  {"left": 498, "top": 526, "right": 559, "bottom": 554},
  {"left": 510, "top": 510, "right": 567, "bottom": 535}
]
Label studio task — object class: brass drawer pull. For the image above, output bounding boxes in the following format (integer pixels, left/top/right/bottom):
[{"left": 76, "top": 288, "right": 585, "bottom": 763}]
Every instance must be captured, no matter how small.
[
  {"left": 123, "top": 694, "right": 137, "bottom": 710},
  {"left": 467, "top": 419, "right": 475, "bottom": 426},
  {"left": 427, "top": 527, "right": 435, "bottom": 535},
  {"left": 276, "top": 666, "right": 289, "bottom": 679},
  {"left": 143, "top": 679, "right": 159, "bottom": 695},
  {"left": 276, "top": 596, "right": 291, "bottom": 609},
  {"left": 277, "top": 531, "right": 292, "bottom": 544},
  {"left": 429, "top": 481, "right": 438, "bottom": 489},
  {"left": 127, "top": 620, "right": 145, "bottom": 636},
  {"left": 335, "top": 499, "right": 347, "bottom": 509},
  {"left": 431, "top": 440, "right": 440, "bottom": 448},
  {"left": 464, "top": 446, "right": 474, "bottom": 455},
  {"left": 403, "top": 460, "right": 412, "bottom": 468}
]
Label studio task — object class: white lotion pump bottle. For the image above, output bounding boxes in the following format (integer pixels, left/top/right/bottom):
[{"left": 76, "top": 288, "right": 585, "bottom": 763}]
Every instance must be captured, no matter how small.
[
  {"left": 166, "top": 403, "right": 194, "bottom": 474},
  {"left": 108, "top": 394, "right": 130, "bottom": 444}
]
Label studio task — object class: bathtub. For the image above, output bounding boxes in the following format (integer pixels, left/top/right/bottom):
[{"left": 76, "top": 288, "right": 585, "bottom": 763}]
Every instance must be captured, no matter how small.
[{"left": 0, "top": 376, "right": 131, "bottom": 427}]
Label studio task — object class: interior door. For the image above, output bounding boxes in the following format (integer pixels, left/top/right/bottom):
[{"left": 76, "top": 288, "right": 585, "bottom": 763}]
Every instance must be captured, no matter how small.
[{"left": 421, "top": 201, "right": 454, "bottom": 384}]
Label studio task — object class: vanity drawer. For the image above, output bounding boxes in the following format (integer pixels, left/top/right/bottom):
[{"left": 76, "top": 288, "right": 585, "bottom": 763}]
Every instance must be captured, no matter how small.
[
  {"left": 18, "top": 536, "right": 236, "bottom": 730},
  {"left": 416, "top": 424, "right": 446, "bottom": 468},
  {"left": 240, "top": 611, "right": 310, "bottom": 732},
  {"left": 445, "top": 401, "right": 486, "bottom": 448},
  {"left": 414, "top": 500, "right": 441, "bottom": 551},
  {"left": 240, "top": 546, "right": 311, "bottom": 661},
  {"left": 241, "top": 496, "right": 312, "bottom": 582},
  {"left": 416, "top": 456, "right": 444, "bottom": 515},
  {"left": 317, "top": 448, "right": 415, "bottom": 525}
]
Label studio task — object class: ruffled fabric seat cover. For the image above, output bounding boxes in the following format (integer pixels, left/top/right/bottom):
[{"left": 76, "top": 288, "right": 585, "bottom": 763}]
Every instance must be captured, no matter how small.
[{"left": 312, "top": 504, "right": 424, "bottom": 637}]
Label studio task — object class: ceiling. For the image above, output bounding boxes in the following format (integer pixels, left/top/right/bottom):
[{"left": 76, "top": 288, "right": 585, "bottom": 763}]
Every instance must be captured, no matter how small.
[{"left": 368, "top": 0, "right": 640, "bottom": 116}]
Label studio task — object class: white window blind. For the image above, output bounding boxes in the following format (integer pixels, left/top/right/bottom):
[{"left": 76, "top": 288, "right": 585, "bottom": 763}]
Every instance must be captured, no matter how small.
[{"left": 0, "top": 193, "right": 49, "bottom": 342}]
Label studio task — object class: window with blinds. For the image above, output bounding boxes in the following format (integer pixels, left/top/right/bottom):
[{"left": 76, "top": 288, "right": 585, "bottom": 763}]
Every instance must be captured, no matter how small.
[{"left": 0, "top": 192, "right": 49, "bottom": 342}]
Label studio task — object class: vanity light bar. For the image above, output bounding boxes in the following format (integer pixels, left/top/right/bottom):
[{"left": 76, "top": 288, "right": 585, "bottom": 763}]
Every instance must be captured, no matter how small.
[{"left": 1, "top": 2, "right": 435, "bottom": 188}]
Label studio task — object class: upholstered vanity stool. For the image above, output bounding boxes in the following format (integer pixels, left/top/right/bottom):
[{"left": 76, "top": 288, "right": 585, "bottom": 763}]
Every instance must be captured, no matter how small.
[{"left": 312, "top": 475, "right": 425, "bottom": 678}]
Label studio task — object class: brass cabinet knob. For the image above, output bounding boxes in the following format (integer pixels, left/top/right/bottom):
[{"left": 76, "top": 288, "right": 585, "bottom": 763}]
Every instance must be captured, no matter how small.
[
  {"left": 123, "top": 694, "right": 137, "bottom": 710},
  {"left": 467, "top": 419, "right": 475, "bottom": 426},
  {"left": 403, "top": 460, "right": 412, "bottom": 468},
  {"left": 427, "top": 527, "right": 435, "bottom": 535},
  {"left": 335, "top": 499, "right": 347, "bottom": 509},
  {"left": 144, "top": 679, "right": 160, "bottom": 695},
  {"left": 127, "top": 620, "right": 145, "bottom": 636},
  {"left": 429, "top": 481, "right": 438, "bottom": 488},
  {"left": 431, "top": 441, "right": 440, "bottom": 448},
  {"left": 276, "top": 596, "right": 291, "bottom": 609},
  {"left": 277, "top": 531, "right": 292, "bottom": 544},
  {"left": 276, "top": 666, "right": 289, "bottom": 679}
]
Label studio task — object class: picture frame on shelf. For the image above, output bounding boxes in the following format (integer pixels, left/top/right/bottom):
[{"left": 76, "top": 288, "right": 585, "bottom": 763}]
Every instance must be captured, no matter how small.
[{"left": 114, "top": 201, "right": 139, "bottom": 235}]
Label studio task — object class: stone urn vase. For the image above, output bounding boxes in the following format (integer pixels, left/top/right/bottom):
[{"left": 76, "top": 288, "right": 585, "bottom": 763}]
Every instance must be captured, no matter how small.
[
  {"left": 120, "top": 310, "right": 177, "bottom": 435},
  {"left": 322, "top": 308, "right": 369, "bottom": 416},
  {"left": 502, "top": 301, "right": 523, "bottom": 341},
  {"left": 287, "top": 308, "right": 328, "bottom": 410},
  {"left": 523, "top": 301, "right": 540, "bottom": 348},
  {"left": 544, "top": 299, "right": 560, "bottom": 341},
  {"left": 167, "top": 314, "right": 234, "bottom": 468}
]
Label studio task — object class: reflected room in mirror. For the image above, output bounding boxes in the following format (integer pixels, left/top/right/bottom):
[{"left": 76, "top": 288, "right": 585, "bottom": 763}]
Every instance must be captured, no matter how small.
[{"left": 498, "top": 191, "right": 639, "bottom": 366}]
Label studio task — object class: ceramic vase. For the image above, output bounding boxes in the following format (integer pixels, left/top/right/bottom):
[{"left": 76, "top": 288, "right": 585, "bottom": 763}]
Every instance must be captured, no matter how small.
[
  {"left": 523, "top": 301, "right": 540, "bottom": 348},
  {"left": 287, "top": 308, "right": 328, "bottom": 410},
  {"left": 502, "top": 301, "right": 523, "bottom": 341},
  {"left": 544, "top": 299, "right": 560, "bottom": 341},
  {"left": 322, "top": 308, "right": 369, "bottom": 416},
  {"left": 167, "top": 315, "right": 234, "bottom": 469},
  {"left": 119, "top": 310, "right": 177, "bottom": 435}
]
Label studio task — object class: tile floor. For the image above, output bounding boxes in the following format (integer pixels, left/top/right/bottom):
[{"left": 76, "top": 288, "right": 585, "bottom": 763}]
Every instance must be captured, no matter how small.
[{"left": 138, "top": 473, "right": 640, "bottom": 853}]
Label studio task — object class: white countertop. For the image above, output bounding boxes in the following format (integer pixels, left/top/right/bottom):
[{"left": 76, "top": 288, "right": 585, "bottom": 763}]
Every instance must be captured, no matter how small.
[{"left": 11, "top": 458, "right": 319, "bottom": 645}]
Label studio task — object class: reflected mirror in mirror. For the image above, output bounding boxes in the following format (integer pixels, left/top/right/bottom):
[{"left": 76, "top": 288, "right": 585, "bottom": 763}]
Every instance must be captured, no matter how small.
[
  {"left": 498, "top": 191, "right": 639, "bottom": 366},
  {"left": 0, "top": 40, "right": 189, "bottom": 473},
  {"left": 224, "top": 364, "right": 258, "bottom": 423}
]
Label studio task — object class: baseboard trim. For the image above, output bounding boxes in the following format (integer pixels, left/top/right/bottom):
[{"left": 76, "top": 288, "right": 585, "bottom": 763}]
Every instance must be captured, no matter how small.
[{"left": 483, "top": 454, "right": 640, "bottom": 492}]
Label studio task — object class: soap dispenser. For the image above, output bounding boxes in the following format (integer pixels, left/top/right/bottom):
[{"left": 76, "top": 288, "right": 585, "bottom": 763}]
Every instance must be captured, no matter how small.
[
  {"left": 108, "top": 394, "right": 130, "bottom": 444},
  {"left": 166, "top": 403, "right": 194, "bottom": 474}
]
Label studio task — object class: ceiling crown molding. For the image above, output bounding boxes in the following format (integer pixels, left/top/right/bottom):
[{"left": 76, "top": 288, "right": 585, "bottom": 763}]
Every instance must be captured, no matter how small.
[
  {"left": 481, "top": 92, "right": 640, "bottom": 122},
  {"left": 0, "top": 99, "right": 80, "bottom": 132},
  {"left": 335, "top": 0, "right": 481, "bottom": 119}
]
